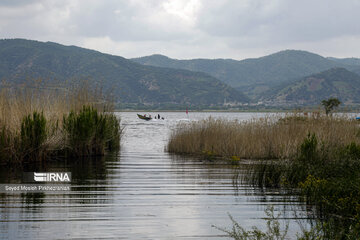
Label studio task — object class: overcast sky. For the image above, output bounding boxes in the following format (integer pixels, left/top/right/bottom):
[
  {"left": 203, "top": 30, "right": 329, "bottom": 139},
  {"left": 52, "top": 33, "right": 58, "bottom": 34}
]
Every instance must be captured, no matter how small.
[{"left": 1, "top": 0, "right": 360, "bottom": 60}]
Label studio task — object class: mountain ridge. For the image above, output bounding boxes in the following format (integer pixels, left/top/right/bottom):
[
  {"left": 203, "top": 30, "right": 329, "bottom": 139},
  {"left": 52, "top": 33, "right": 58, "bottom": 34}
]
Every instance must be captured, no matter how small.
[
  {"left": 0, "top": 38, "right": 249, "bottom": 106},
  {"left": 132, "top": 50, "right": 358, "bottom": 100},
  {"left": 2, "top": 38, "right": 360, "bottom": 108},
  {"left": 262, "top": 67, "right": 360, "bottom": 105}
]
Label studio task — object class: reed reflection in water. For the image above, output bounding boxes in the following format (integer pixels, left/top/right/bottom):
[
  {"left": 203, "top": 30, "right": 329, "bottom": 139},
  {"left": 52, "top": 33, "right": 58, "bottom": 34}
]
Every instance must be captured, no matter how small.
[{"left": 0, "top": 112, "right": 310, "bottom": 239}]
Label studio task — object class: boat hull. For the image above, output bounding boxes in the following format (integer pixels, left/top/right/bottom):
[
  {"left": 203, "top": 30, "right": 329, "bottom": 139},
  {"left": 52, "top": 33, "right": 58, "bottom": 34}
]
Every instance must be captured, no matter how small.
[{"left": 137, "top": 114, "right": 152, "bottom": 121}]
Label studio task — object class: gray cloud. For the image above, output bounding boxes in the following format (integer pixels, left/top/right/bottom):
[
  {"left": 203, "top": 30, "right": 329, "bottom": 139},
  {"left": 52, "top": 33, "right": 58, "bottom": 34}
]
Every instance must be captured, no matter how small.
[
  {"left": 77, "top": 0, "right": 195, "bottom": 41},
  {"left": 0, "top": 0, "right": 39, "bottom": 7},
  {"left": 196, "top": 0, "right": 360, "bottom": 43},
  {"left": 0, "top": 0, "right": 360, "bottom": 59}
]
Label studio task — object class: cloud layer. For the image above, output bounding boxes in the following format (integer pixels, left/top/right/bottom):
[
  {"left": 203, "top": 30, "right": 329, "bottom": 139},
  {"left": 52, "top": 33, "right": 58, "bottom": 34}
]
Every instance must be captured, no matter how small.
[{"left": 0, "top": 0, "right": 359, "bottom": 59}]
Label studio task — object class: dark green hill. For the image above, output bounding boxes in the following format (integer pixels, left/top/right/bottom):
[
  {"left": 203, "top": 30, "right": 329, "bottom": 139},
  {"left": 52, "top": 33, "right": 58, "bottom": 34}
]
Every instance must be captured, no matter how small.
[
  {"left": 263, "top": 68, "right": 360, "bottom": 105},
  {"left": 0, "top": 39, "right": 248, "bottom": 106},
  {"left": 132, "top": 50, "right": 344, "bottom": 99}
]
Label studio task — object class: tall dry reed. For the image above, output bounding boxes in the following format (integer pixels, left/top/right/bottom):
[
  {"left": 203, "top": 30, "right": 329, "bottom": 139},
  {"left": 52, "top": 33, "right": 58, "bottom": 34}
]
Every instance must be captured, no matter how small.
[
  {"left": 0, "top": 80, "right": 110, "bottom": 131},
  {"left": 167, "top": 114, "right": 360, "bottom": 160},
  {"left": 0, "top": 79, "right": 120, "bottom": 164},
  {"left": 168, "top": 113, "right": 360, "bottom": 238}
]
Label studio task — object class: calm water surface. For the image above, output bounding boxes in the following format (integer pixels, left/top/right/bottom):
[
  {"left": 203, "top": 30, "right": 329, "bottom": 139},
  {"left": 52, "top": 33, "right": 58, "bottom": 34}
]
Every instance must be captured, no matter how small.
[{"left": 0, "top": 112, "right": 310, "bottom": 239}]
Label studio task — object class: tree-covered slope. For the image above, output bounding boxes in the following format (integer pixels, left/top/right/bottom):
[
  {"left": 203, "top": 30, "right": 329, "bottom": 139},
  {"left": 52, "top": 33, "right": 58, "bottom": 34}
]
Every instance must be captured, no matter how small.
[
  {"left": 0, "top": 39, "right": 248, "bottom": 105},
  {"left": 263, "top": 68, "right": 360, "bottom": 105},
  {"left": 132, "top": 50, "right": 345, "bottom": 99}
]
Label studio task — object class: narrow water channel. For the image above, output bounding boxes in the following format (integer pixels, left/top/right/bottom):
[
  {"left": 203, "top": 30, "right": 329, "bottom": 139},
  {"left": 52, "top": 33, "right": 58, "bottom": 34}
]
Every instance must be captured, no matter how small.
[{"left": 0, "top": 112, "right": 310, "bottom": 239}]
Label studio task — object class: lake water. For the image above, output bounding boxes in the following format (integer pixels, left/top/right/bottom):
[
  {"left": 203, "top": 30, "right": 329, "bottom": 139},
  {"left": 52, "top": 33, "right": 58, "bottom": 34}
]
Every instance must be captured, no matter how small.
[{"left": 0, "top": 112, "right": 311, "bottom": 239}]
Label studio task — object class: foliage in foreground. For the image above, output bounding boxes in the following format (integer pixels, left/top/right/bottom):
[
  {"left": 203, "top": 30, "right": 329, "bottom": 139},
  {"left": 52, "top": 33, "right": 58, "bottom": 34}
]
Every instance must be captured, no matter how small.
[
  {"left": 213, "top": 206, "right": 289, "bottom": 240},
  {"left": 215, "top": 205, "right": 360, "bottom": 240},
  {"left": 0, "top": 107, "right": 122, "bottom": 164},
  {"left": 215, "top": 206, "right": 356, "bottom": 240},
  {"left": 63, "top": 106, "right": 121, "bottom": 157},
  {"left": 168, "top": 114, "right": 360, "bottom": 238},
  {"left": 20, "top": 111, "right": 48, "bottom": 161},
  {"left": 0, "top": 82, "right": 122, "bottom": 164},
  {"left": 247, "top": 133, "right": 360, "bottom": 239}
]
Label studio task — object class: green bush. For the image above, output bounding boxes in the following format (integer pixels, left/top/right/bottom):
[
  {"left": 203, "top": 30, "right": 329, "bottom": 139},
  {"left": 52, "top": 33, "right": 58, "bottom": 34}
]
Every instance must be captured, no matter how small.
[
  {"left": 20, "top": 111, "right": 47, "bottom": 161},
  {"left": 0, "top": 111, "right": 49, "bottom": 163},
  {"left": 341, "top": 142, "right": 360, "bottom": 160},
  {"left": 298, "top": 133, "right": 318, "bottom": 163},
  {"left": 63, "top": 105, "right": 120, "bottom": 157},
  {"left": 0, "top": 106, "right": 121, "bottom": 164},
  {"left": 105, "top": 114, "right": 121, "bottom": 151}
]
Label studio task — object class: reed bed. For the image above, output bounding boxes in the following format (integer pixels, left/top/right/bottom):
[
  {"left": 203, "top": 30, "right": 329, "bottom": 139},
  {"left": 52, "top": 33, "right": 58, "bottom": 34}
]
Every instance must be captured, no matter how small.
[
  {"left": 245, "top": 132, "right": 360, "bottom": 239},
  {"left": 168, "top": 114, "right": 360, "bottom": 238},
  {"left": 0, "top": 80, "right": 122, "bottom": 164},
  {"left": 167, "top": 113, "right": 360, "bottom": 160}
]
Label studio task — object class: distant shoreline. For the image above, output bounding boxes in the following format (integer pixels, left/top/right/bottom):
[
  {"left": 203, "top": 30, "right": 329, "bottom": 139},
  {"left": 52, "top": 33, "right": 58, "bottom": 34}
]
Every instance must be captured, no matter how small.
[
  {"left": 116, "top": 109, "right": 359, "bottom": 113},
  {"left": 118, "top": 109, "right": 287, "bottom": 112}
]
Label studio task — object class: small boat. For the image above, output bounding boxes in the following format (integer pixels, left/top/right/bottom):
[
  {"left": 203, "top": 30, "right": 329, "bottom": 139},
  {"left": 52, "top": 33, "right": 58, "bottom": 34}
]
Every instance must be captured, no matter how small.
[
  {"left": 356, "top": 117, "right": 360, "bottom": 121},
  {"left": 137, "top": 114, "right": 152, "bottom": 121}
]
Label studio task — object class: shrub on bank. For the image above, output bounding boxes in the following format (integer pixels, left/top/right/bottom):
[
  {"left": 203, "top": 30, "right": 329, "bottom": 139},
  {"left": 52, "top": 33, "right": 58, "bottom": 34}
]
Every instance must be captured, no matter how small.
[
  {"left": 0, "top": 112, "right": 49, "bottom": 163},
  {"left": 0, "top": 106, "right": 121, "bottom": 164},
  {"left": 63, "top": 106, "right": 121, "bottom": 157},
  {"left": 0, "top": 81, "right": 122, "bottom": 164},
  {"left": 20, "top": 111, "right": 48, "bottom": 161}
]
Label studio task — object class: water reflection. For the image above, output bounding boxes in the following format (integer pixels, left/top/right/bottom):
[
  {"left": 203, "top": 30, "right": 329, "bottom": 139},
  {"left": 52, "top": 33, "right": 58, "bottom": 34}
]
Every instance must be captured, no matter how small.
[
  {"left": 0, "top": 154, "right": 113, "bottom": 183},
  {"left": 0, "top": 112, "right": 312, "bottom": 239}
]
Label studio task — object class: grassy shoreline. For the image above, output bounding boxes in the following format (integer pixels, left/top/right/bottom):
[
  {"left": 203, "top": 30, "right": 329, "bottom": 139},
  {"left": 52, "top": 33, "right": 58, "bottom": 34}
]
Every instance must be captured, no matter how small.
[
  {"left": 167, "top": 114, "right": 360, "bottom": 238},
  {"left": 0, "top": 83, "right": 122, "bottom": 165},
  {"left": 167, "top": 114, "right": 359, "bottom": 160}
]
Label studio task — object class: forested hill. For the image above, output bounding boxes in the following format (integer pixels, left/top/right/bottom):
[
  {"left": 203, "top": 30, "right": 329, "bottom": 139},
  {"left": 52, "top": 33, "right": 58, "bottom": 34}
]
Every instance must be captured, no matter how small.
[
  {"left": 262, "top": 68, "right": 360, "bottom": 105},
  {"left": 132, "top": 50, "right": 352, "bottom": 99},
  {"left": 0, "top": 39, "right": 248, "bottom": 106}
]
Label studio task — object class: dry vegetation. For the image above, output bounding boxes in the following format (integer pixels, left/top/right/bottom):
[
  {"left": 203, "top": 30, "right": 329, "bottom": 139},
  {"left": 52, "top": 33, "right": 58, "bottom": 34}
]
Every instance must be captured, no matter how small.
[
  {"left": 0, "top": 81, "right": 108, "bottom": 130},
  {"left": 0, "top": 80, "right": 121, "bottom": 164},
  {"left": 167, "top": 113, "right": 360, "bottom": 160},
  {"left": 168, "top": 113, "right": 360, "bottom": 238}
]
